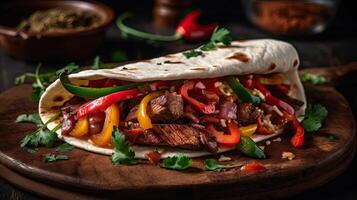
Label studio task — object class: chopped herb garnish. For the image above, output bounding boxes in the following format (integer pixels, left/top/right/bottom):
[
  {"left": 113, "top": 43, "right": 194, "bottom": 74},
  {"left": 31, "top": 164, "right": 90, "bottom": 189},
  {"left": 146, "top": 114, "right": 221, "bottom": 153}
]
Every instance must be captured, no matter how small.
[
  {"left": 20, "top": 128, "right": 58, "bottom": 148},
  {"left": 204, "top": 159, "right": 242, "bottom": 172},
  {"left": 25, "top": 147, "right": 38, "bottom": 154},
  {"left": 301, "top": 104, "right": 328, "bottom": 132},
  {"left": 183, "top": 27, "right": 232, "bottom": 58},
  {"left": 183, "top": 49, "right": 203, "bottom": 59},
  {"left": 301, "top": 72, "right": 327, "bottom": 85},
  {"left": 160, "top": 153, "right": 192, "bottom": 170},
  {"left": 56, "top": 143, "right": 74, "bottom": 153},
  {"left": 18, "top": 112, "right": 60, "bottom": 148},
  {"left": 200, "top": 27, "right": 232, "bottom": 51},
  {"left": 16, "top": 113, "right": 42, "bottom": 126},
  {"left": 55, "top": 62, "right": 80, "bottom": 76},
  {"left": 43, "top": 154, "right": 69, "bottom": 163},
  {"left": 110, "top": 126, "right": 137, "bottom": 165},
  {"left": 15, "top": 63, "right": 79, "bottom": 102}
]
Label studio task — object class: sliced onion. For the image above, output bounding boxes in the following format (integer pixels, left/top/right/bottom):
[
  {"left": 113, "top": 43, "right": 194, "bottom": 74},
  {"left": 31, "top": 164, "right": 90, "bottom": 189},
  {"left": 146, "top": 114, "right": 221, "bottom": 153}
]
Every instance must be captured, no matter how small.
[
  {"left": 195, "top": 81, "right": 206, "bottom": 90},
  {"left": 219, "top": 101, "right": 237, "bottom": 120}
]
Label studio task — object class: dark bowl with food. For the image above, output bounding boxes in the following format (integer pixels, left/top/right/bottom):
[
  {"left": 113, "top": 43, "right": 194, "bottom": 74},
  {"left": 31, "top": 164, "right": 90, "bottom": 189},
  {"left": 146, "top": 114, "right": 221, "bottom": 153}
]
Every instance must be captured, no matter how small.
[{"left": 0, "top": 0, "right": 114, "bottom": 61}]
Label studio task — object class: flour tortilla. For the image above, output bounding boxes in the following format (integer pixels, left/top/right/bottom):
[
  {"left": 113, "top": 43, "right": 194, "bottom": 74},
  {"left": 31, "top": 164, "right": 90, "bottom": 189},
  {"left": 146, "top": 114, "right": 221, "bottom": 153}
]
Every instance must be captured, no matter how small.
[{"left": 39, "top": 39, "right": 306, "bottom": 159}]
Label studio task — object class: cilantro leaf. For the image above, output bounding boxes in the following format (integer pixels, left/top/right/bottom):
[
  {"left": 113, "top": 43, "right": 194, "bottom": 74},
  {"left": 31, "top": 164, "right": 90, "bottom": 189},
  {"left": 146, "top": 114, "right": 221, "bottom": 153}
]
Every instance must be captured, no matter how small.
[
  {"left": 15, "top": 73, "right": 28, "bottom": 85},
  {"left": 31, "top": 83, "right": 45, "bottom": 102},
  {"left": 111, "top": 50, "right": 128, "bottom": 62},
  {"left": 200, "top": 41, "right": 216, "bottom": 51},
  {"left": 182, "top": 27, "right": 232, "bottom": 58},
  {"left": 301, "top": 104, "right": 328, "bottom": 132},
  {"left": 55, "top": 62, "right": 80, "bottom": 75},
  {"left": 204, "top": 159, "right": 242, "bottom": 172},
  {"left": 56, "top": 143, "right": 74, "bottom": 153},
  {"left": 160, "top": 153, "right": 192, "bottom": 170},
  {"left": 210, "top": 27, "right": 232, "bottom": 45},
  {"left": 20, "top": 129, "right": 58, "bottom": 148},
  {"left": 110, "top": 126, "right": 137, "bottom": 165},
  {"left": 16, "top": 113, "right": 42, "bottom": 126},
  {"left": 300, "top": 73, "right": 327, "bottom": 85},
  {"left": 183, "top": 50, "right": 203, "bottom": 59},
  {"left": 200, "top": 27, "right": 232, "bottom": 51},
  {"left": 43, "top": 154, "right": 69, "bottom": 163},
  {"left": 25, "top": 147, "right": 38, "bottom": 154}
]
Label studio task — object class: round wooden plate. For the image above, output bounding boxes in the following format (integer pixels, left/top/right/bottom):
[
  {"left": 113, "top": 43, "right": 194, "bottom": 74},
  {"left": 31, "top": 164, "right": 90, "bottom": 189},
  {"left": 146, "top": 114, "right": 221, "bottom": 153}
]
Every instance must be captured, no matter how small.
[{"left": 0, "top": 65, "right": 356, "bottom": 200}]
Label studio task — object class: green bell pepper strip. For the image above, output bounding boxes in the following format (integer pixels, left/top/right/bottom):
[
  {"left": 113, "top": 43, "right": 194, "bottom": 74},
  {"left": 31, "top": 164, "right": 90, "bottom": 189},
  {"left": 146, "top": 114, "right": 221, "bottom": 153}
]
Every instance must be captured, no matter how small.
[
  {"left": 60, "top": 73, "right": 147, "bottom": 99},
  {"left": 226, "top": 76, "right": 261, "bottom": 106},
  {"left": 236, "top": 136, "right": 266, "bottom": 159}
]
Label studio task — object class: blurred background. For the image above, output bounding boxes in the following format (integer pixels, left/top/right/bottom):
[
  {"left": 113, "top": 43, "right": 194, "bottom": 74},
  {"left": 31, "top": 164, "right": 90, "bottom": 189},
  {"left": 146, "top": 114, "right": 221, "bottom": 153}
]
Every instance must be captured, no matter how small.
[{"left": 0, "top": 0, "right": 356, "bottom": 199}]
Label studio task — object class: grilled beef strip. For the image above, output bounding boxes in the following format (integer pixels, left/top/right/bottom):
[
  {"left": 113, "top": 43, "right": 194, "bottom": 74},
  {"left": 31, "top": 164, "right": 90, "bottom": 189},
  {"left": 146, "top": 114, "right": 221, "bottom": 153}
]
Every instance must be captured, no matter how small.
[
  {"left": 236, "top": 103, "right": 263, "bottom": 126},
  {"left": 125, "top": 93, "right": 184, "bottom": 123},
  {"left": 126, "top": 123, "right": 218, "bottom": 152}
]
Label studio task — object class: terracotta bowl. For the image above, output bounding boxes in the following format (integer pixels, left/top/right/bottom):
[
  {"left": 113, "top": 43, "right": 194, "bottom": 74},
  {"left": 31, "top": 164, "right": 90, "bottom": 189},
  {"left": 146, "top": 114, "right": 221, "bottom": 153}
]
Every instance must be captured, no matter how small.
[{"left": 0, "top": 0, "right": 114, "bottom": 61}]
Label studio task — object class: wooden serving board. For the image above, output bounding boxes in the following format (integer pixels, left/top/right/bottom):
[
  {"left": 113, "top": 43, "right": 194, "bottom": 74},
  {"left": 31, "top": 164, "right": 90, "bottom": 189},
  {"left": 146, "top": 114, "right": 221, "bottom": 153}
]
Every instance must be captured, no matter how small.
[{"left": 0, "top": 64, "right": 356, "bottom": 200}]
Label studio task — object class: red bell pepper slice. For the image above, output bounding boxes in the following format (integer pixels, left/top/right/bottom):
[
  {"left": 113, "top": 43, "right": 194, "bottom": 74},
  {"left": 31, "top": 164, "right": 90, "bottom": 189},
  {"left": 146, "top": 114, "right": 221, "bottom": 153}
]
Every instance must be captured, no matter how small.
[
  {"left": 253, "top": 80, "right": 295, "bottom": 115},
  {"left": 179, "top": 80, "right": 216, "bottom": 114},
  {"left": 241, "top": 162, "right": 266, "bottom": 172},
  {"left": 283, "top": 112, "right": 305, "bottom": 148},
  {"left": 206, "top": 121, "right": 241, "bottom": 147},
  {"left": 77, "top": 89, "right": 141, "bottom": 119}
]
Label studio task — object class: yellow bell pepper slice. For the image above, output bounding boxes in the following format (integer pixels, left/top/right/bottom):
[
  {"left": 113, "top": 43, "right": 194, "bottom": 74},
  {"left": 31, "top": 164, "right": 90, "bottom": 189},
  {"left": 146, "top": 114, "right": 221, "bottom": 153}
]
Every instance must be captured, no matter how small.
[
  {"left": 91, "top": 103, "right": 120, "bottom": 147},
  {"left": 240, "top": 124, "right": 258, "bottom": 137},
  {"left": 69, "top": 117, "right": 89, "bottom": 137},
  {"left": 256, "top": 74, "right": 283, "bottom": 85},
  {"left": 137, "top": 91, "right": 162, "bottom": 130}
]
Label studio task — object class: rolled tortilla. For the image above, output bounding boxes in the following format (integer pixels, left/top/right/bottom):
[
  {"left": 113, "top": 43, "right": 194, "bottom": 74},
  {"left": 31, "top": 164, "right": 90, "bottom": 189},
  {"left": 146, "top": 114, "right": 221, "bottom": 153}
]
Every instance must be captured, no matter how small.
[{"left": 39, "top": 39, "right": 306, "bottom": 158}]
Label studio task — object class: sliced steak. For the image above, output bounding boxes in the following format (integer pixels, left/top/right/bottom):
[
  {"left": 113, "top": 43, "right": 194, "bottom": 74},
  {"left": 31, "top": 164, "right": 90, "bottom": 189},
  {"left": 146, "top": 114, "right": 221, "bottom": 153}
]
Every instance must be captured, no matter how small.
[
  {"left": 126, "top": 124, "right": 217, "bottom": 152},
  {"left": 125, "top": 94, "right": 184, "bottom": 123},
  {"left": 237, "top": 103, "right": 262, "bottom": 126}
]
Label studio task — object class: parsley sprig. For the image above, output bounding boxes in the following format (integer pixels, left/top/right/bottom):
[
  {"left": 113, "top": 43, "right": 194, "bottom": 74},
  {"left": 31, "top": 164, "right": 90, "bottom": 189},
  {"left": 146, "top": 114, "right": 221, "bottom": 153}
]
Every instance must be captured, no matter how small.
[
  {"left": 43, "top": 154, "right": 69, "bottom": 163},
  {"left": 301, "top": 104, "right": 328, "bottom": 132},
  {"left": 15, "top": 63, "right": 80, "bottom": 102},
  {"left": 204, "top": 159, "right": 242, "bottom": 172},
  {"left": 160, "top": 153, "right": 192, "bottom": 170},
  {"left": 300, "top": 72, "right": 327, "bottom": 85},
  {"left": 182, "top": 27, "right": 232, "bottom": 59},
  {"left": 110, "top": 126, "right": 137, "bottom": 165},
  {"left": 18, "top": 112, "right": 60, "bottom": 149},
  {"left": 56, "top": 143, "right": 74, "bottom": 153},
  {"left": 200, "top": 28, "right": 232, "bottom": 51}
]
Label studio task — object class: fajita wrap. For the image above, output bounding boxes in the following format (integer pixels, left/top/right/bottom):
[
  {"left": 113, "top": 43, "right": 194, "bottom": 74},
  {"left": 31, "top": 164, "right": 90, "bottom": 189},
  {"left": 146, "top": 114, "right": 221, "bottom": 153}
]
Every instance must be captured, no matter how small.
[{"left": 39, "top": 39, "right": 306, "bottom": 159}]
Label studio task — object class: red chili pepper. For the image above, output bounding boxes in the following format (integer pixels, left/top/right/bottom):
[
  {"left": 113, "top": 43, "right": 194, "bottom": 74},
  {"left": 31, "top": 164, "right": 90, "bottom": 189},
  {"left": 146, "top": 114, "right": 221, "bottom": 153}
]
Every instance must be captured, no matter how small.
[
  {"left": 176, "top": 10, "right": 218, "bottom": 42},
  {"left": 77, "top": 89, "right": 141, "bottom": 119},
  {"left": 283, "top": 112, "right": 305, "bottom": 148},
  {"left": 252, "top": 80, "right": 295, "bottom": 115},
  {"left": 117, "top": 11, "right": 217, "bottom": 42},
  {"left": 241, "top": 162, "right": 266, "bottom": 172},
  {"left": 206, "top": 121, "right": 241, "bottom": 147},
  {"left": 179, "top": 80, "right": 216, "bottom": 114}
]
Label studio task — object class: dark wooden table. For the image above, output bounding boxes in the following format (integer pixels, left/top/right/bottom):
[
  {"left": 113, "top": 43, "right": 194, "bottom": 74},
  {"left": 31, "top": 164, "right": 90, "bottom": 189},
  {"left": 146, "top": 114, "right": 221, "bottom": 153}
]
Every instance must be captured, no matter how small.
[{"left": 1, "top": 1, "right": 357, "bottom": 199}]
